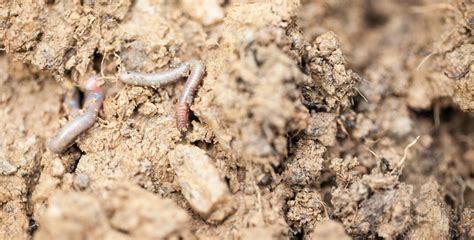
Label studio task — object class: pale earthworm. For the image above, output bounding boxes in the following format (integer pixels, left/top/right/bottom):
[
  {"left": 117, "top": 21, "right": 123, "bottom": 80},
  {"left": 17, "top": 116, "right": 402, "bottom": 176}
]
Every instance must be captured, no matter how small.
[
  {"left": 118, "top": 63, "right": 189, "bottom": 87},
  {"left": 118, "top": 60, "right": 205, "bottom": 134},
  {"left": 48, "top": 74, "right": 105, "bottom": 153}
]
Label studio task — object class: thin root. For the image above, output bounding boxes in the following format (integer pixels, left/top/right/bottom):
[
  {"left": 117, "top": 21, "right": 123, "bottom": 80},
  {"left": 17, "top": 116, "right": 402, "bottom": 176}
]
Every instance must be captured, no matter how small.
[{"left": 394, "top": 136, "right": 420, "bottom": 173}]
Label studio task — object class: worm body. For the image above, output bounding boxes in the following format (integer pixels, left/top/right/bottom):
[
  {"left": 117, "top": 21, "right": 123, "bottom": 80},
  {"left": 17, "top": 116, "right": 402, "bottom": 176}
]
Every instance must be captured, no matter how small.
[
  {"left": 176, "top": 60, "right": 205, "bottom": 133},
  {"left": 118, "top": 60, "right": 205, "bottom": 134},
  {"left": 118, "top": 63, "right": 189, "bottom": 87},
  {"left": 48, "top": 75, "right": 105, "bottom": 153}
]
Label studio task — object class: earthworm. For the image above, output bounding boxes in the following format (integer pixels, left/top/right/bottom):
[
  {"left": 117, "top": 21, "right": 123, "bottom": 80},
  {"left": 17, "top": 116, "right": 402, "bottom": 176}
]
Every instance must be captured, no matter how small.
[
  {"left": 118, "top": 63, "right": 189, "bottom": 87},
  {"left": 118, "top": 60, "right": 205, "bottom": 134},
  {"left": 175, "top": 60, "right": 205, "bottom": 134},
  {"left": 48, "top": 74, "right": 105, "bottom": 153}
]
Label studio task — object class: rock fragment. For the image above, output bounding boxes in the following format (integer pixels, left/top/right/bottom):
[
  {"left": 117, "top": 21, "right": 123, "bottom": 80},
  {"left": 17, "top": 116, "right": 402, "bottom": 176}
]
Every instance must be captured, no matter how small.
[
  {"left": 0, "top": 159, "right": 17, "bottom": 176},
  {"left": 182, "top": 0, "right": 224, "bottom": 26},
  {"left": 169, "top": 144, "right": 235, "bottom": 223}
]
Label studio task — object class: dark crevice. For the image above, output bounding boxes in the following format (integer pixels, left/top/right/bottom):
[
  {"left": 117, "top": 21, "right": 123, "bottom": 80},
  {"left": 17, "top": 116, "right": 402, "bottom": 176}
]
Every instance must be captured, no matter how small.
[
  {"left": 63, "top": 48, "right": 77, "bottom": 67},
  {"left": 92, "top": 51, "right": 103, "bottom": 73},
  {"left": 187, "top": 112, "right": 200, "bottom": 137},
  {"left": 80, "top": 0, "right": 95, "bottom": 6},
  {"left": 289, "top": 229, "right": 304, "bottom": 240},
  {"left": 449, "top": 213, "right": 460, "bottom": 239},
  {"left": 24, "top": 152, "right": 43, "bottom": 238},
  {"left": 221, "top": 0, "right": 230, "bottom": 7},
  {"left": 190, "top": 139, "right": 214, "bottom": 152},
  {"left": 273, "top": 161, "right": 286, "bottom": 175},
  {"left": 364, "top": 0, "right": 389, "bottom": 28},
  {"left": 68, "top": 147, "right": 83, "bottom": 173},
  {"left": 27, "top": 218, "right": 38, "bottom": 235}
]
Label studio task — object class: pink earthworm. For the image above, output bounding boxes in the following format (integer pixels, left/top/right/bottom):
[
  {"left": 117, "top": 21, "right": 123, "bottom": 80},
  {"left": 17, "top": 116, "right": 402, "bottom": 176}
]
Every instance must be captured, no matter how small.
[
  {"left": 175, "top": 60, "right": 205, "bottom": 134},
  {"left": 48, "top": 75, "right": 105, "bottom": 153},
  {"left": 118, "top": 60, "right": 205, "bottom": 134}
]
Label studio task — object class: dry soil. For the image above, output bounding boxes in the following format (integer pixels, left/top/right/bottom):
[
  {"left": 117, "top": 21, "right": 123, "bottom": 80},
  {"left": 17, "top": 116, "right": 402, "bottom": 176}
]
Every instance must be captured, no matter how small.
[{"left": 0, "top": 0, "right": 473, "bottom": 239}]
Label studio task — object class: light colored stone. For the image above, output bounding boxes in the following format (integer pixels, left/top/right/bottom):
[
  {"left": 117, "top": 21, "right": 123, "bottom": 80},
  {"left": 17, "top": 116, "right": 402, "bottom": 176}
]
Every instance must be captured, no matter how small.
[
  {"left": 73, "top": 173, "right": 90, "bottom": 190},
  {"left": 182, "top": 0, "right": 224, "bottom": 26},
  {"left": 50, "top": 158, "right": 65, "bottom": 177},
  {"left": 169, "top": 144, "right": 235, "bottom": 223},
  {"left": 0, "top": 158, "right": 17, "bottom": 176}
]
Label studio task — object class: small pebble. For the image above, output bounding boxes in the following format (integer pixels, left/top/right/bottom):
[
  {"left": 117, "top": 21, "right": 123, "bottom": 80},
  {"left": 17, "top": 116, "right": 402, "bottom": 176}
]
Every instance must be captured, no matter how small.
[
  {"left": 51, "top": 158, "right": 66, "bottom": 177},
  {"left": 168, "top": 144, "right": 235, "bottom": 223},
  {"left": 0, "top": 159, "right": 17, "bottom": 175},
  {"left": 390, "top": 116, "right": 413, "bottom": 137},
  {"left": 73, "top": 173, "right": 90, "bottom": 190}
]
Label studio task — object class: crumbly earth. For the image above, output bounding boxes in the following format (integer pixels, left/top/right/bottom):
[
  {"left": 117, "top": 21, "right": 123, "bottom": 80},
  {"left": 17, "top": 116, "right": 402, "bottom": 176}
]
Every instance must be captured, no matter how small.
[{"left": 0, "top": 0, "right": 473, "bottom": 239}]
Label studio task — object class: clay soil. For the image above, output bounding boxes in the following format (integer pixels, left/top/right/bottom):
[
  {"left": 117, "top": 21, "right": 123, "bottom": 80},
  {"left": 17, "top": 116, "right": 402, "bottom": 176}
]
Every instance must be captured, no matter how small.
[{"left": 0, "top": 0, "right": 473, "bottom": 239}]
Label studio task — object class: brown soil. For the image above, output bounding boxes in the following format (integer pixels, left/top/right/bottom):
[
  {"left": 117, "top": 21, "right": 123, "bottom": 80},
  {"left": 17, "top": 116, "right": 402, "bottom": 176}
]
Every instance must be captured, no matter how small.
[{"left": 0, "top": 0, "right": 473, "bottom": 239}]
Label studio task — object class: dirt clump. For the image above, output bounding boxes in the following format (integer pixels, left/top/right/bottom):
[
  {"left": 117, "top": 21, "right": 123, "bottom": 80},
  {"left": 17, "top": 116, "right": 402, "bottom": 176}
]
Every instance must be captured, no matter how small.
[
  {"left": 331, "top": 171, "right": 413, "bottom": 238},
  {"left": 308, "top": 219, "right": 351, "bottom": 240},
  {"left": 1, "top": 1, "right": 131, "bottom": 78},
  {"left": 283, "top": 139, "right": 325, "bottom": 187},
  {"left": 34, "top": 184, "right": 189, "bottom": 240},
  {"left": 286, "top": 189, "right": 327, "bottom": 234},
  {"left": 460, "top": 208, "right": 474, "bottom": 239},
  {"left": 196, "top": 11, "right": 310, "bottom": 166},
  {"left": 408, "top": 180, "right": 451, "bottom": 239}
]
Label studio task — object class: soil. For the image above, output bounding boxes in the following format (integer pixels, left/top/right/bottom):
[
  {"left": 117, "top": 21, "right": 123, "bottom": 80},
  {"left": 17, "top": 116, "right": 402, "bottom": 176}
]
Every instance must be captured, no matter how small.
[{"left": 0, "top": 0, "right": 473, "bottom": 239}]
